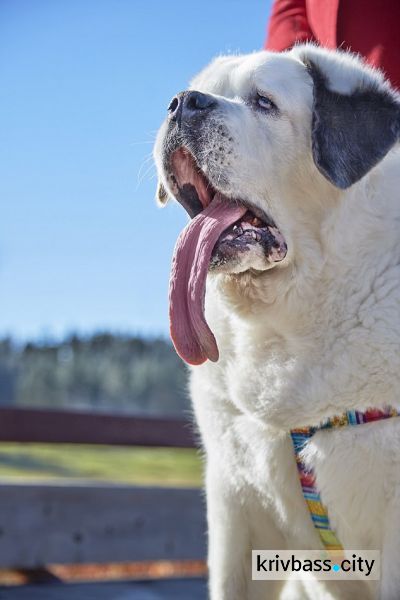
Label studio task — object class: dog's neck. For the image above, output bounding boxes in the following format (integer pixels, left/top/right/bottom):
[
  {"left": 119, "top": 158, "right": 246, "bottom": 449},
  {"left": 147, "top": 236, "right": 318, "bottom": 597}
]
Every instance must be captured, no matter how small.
[{"left": 209, "top": 160, "right": 400, "bottom": 430}]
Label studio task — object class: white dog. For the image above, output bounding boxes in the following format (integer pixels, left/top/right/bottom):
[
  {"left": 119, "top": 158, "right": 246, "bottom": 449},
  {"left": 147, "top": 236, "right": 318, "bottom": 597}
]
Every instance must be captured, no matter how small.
[{"left": 154, "top": 45, "right": 400, "bottom": 599}]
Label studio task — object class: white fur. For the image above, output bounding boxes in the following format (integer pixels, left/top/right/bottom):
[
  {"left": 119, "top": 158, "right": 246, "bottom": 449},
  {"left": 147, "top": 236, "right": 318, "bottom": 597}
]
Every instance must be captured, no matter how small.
[{"left": 155, "top": 45, "right": 400, "bottom": 599}]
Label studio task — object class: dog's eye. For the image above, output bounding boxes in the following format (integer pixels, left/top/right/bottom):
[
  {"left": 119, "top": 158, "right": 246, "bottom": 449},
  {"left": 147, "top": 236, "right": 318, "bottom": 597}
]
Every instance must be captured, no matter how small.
[{"left": 256, "top": 94, "right": 277, "bottom": 112}]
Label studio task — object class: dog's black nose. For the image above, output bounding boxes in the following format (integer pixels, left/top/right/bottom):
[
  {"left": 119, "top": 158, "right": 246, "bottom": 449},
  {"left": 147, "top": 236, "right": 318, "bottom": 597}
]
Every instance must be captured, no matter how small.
[
  {"left": 168, "top": 91, "right": 217, "bottom": 125},
  {"left": 185, "top": 91, "right": 216, "bottom": 111}
]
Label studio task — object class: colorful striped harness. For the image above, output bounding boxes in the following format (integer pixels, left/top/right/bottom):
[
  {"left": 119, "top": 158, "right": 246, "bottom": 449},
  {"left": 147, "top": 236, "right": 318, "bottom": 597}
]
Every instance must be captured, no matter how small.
[{"left": 290, "top": 407, "right": 400, "bottom": 551}]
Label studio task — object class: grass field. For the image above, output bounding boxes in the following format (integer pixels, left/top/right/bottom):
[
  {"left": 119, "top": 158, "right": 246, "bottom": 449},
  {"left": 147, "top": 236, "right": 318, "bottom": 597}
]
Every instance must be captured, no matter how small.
[{"left": 0, "top": 443, "right": 203, "bottom": 487}]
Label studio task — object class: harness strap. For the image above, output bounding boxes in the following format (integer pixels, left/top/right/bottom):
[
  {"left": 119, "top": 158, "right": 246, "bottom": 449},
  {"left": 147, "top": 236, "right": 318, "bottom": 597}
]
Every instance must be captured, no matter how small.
[{"left": 290, "top": 407, "right": 400, "bottom": 551}]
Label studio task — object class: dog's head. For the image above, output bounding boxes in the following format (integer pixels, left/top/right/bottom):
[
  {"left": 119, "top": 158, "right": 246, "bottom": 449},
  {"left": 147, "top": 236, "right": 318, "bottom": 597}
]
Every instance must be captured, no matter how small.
[{"left": 154, "top": 45, "right": 400, "bottom": 365}]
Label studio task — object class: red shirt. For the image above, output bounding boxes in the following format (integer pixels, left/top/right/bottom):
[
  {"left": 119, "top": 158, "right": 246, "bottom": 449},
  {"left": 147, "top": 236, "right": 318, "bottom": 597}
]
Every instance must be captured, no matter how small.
[{"left": 265, "top": 0, "right": 400, "bottom": 89}]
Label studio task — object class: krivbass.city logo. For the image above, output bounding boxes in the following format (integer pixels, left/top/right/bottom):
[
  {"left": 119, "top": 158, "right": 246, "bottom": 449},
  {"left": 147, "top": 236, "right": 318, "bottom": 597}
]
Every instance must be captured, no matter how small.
[{"left": 252, "top": 550, "right": 380, "bottom": 581}]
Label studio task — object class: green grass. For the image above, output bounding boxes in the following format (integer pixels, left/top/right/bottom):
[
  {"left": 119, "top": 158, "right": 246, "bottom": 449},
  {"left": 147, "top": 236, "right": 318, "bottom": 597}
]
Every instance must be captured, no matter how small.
[{"left": 0, "top": 443, "right": 203, "bottom": 487}]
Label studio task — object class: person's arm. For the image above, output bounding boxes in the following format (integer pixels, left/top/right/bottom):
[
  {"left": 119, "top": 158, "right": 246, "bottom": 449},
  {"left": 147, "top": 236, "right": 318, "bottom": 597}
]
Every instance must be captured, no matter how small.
[{"left": 265, "top": 0, "right": 316, "bottom": 51}]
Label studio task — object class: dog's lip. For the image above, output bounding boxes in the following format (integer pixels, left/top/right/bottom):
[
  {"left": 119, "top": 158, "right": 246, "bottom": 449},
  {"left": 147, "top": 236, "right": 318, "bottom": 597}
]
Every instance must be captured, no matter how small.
[
  {"left": 168, "top": 146, "right": 277, "bottom": 228},
  {"left": 169, "top": 147, "right": 216, "bottom": 216}
]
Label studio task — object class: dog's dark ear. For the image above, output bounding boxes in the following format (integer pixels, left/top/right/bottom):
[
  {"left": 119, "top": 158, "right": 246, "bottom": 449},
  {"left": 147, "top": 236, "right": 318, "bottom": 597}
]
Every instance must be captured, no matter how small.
[{"left": 306, "top": 60, "right": 400, "bottom": 189}]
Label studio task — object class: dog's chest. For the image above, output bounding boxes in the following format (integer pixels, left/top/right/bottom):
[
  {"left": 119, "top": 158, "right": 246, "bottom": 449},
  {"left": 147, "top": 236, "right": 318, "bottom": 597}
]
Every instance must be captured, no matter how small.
[
  {"left": 303, "top": 420, "right": 400, "bottom": 549},
  {"left": 193, "top": 315, "right": 400, "bottom": 551},
  {"left": 222, "top": 414, "right": 397, "bottom": 551}
]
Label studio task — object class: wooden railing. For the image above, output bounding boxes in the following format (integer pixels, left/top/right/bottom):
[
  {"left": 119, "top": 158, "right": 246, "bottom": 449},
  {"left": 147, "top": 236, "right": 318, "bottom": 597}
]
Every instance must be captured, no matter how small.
[
  {"left": 0, "top": 407, "right": 206, "bottom": 571},
  {"left": 0, "top": 407, "right": 198, "bottom": 447}
]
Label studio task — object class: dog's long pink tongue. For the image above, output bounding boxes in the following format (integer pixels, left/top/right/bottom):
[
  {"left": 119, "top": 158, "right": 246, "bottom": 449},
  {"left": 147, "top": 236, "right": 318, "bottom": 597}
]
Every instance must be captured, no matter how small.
[{"left": 169, "top": 197, "right": 246, "bottom": 365}]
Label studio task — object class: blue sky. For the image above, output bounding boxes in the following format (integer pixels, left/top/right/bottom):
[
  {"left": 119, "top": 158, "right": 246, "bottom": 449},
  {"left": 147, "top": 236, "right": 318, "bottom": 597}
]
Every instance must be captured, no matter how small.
[{"left": 0, "top": 0, "right": 272, "bottom": 341}]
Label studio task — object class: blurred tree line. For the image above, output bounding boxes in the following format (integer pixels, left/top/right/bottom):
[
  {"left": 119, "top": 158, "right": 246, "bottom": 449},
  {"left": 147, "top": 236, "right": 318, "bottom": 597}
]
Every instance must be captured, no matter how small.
[{"left": 0, "top": 334, "right": 189, "bottom": 415}]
